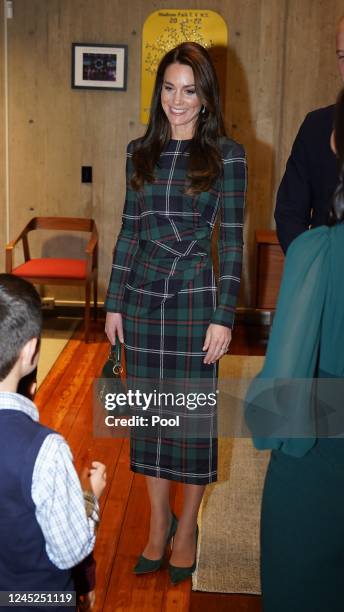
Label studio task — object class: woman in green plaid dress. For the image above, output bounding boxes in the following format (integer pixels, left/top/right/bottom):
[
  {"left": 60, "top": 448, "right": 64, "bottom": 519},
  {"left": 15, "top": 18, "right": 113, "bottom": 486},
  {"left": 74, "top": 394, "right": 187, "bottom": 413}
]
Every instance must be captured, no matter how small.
[{"left": 105, "top": 42, "right": 246, "bottom": 582}]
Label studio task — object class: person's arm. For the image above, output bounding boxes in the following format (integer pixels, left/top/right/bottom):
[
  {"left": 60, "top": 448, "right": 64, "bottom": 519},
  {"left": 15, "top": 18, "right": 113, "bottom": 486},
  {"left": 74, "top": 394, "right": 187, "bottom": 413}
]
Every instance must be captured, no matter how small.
[
  {"left": 31, "top": 434, "right": 99, "bottom": 570},
  {"left": 105, "top": 142, "right": 140, "bottom": 313},
  {"left": 245, "top": 227, "right": 330, "bottom": 456},
  {"left": 275, "top": 116, "right": 313, "bottom": 254},
  {"left": 210, "top": 141, "right": 247, "bottom": 328}
]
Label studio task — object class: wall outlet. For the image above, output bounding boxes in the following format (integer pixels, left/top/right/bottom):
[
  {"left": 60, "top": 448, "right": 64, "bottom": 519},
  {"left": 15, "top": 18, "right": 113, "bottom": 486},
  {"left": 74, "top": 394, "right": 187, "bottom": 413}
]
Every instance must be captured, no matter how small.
[{"left": 81, "top": 166, "right": 92, "bottom": 183}]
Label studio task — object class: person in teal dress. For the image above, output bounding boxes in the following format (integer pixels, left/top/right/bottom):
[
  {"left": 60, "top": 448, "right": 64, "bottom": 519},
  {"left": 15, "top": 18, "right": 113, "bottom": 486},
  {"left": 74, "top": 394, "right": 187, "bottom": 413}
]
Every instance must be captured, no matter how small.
[
  {"left": 105, "top": 43, "right": 247, "bottom": 583},
  {"left": 246, "top": 86, "right": 344, "bottom": 612}
]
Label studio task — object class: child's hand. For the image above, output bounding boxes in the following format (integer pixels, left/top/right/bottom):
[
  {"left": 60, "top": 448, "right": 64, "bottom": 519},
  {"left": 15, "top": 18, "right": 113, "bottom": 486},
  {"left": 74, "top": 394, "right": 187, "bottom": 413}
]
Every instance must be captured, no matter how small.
[
  {"left": 80, "top": 461, "right": 107, "bottom": 499},
  {"left": 89, "top": 461, "right": 107, "bottom": 499},
  {"left": 77, "top": 590, "right": 95, "bottom": 611}
]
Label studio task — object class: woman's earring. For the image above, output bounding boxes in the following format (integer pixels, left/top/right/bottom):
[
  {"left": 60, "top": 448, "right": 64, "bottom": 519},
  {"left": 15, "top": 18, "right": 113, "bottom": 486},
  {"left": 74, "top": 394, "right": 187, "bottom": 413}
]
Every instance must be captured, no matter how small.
[{"left": 201, "top": 105, "right": 206, "bottom": 115}]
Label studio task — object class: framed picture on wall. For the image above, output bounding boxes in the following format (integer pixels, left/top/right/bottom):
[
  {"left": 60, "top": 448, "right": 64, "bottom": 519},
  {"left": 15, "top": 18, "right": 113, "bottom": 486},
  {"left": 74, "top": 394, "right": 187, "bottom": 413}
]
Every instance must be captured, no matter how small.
[{"left": 72, "top": 43, "right": 128, "bottom": 91}]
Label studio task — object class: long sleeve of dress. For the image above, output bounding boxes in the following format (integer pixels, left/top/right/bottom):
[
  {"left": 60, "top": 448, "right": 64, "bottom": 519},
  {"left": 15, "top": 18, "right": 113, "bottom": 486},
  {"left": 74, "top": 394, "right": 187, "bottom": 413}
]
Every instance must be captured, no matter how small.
[
  {"left": 105, "top": 142, "right": 140, "bottom": 312},
  {"left": 210, "top": 142, "right": 247, "bottom": 329},
  {"left": 245, "top": 226, "right": 330, "bottom": 457}
]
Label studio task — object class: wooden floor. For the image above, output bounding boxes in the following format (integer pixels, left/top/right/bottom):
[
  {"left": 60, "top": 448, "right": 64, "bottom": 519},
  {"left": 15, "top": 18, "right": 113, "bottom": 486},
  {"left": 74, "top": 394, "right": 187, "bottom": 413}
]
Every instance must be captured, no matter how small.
[{"left": 35, "top": 319, "right": 267, "bottom": 612}]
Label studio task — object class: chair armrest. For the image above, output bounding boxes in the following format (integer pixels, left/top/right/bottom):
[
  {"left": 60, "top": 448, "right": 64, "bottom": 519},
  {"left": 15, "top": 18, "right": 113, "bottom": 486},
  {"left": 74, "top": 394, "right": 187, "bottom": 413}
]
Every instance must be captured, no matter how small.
[
  {"left": 6, "top": 219, "right": 35, "bottom": 249},
  {"left": 5, "top": 218, "right": 36, "bottom": 270}
]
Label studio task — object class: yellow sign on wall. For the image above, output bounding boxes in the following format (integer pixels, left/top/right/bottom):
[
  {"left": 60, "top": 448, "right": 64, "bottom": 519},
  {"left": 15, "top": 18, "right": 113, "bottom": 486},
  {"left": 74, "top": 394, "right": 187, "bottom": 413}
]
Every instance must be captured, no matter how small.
[{"left": 141, "top": 10, "right": 228, "bottom": 124}]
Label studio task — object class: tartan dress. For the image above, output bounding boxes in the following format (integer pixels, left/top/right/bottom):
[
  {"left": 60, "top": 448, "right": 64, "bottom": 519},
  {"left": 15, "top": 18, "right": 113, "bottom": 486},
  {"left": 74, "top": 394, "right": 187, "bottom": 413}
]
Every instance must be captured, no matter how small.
[{"left": 105, "top": 137, "right": 247, "bottom": 484}]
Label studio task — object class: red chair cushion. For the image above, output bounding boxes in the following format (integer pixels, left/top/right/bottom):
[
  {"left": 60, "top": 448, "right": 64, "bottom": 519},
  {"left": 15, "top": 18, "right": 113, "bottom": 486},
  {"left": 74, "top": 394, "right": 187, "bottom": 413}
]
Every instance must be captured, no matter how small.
[{"left": 12, "top": 258, "right": 87, "bottom": 279}]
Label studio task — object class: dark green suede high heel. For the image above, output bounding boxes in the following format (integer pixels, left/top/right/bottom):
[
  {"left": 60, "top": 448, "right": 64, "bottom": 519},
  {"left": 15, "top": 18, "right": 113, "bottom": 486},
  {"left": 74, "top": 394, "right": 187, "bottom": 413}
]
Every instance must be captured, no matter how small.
[
  {"left": 168, "top": 525, "right": 199, "bottom": 585},
  {"left": 133, "top": 512, "right": 178, "bottom": 575}
]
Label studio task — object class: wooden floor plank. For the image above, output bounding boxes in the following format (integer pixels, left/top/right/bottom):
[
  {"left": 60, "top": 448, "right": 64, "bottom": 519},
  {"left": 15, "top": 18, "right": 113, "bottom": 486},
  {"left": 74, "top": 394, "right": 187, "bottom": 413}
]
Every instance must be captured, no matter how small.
[
  {"left": 37, "top": 341, "right": 106, "bottom": 432},
  {"left": 102, "top": 471, "right": 160, "bottom": 611},
  {"left": 93, "top": 440, "right": 135, "bottom": 611}
]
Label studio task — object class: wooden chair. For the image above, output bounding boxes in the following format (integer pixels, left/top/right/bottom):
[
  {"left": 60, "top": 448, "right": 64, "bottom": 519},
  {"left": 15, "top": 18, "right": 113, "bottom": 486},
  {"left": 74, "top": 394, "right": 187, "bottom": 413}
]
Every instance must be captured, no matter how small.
[
  {"left": 6, "top": 216, "right": 98, "bottom": 342},
  {"left": 255, "top": 229, "right": 284, "bottom": 310}
]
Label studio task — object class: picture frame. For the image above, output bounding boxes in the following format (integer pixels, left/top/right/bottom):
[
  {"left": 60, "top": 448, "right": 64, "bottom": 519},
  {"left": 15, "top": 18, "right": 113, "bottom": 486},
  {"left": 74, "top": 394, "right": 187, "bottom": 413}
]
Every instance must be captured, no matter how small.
[{"left": 72, "top": 43, "right": 128, "bottom": 91}]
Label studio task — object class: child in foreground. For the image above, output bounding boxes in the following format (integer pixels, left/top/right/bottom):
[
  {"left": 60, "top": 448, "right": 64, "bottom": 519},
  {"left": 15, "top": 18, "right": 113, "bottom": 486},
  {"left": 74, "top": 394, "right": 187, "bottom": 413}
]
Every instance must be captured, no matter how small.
[{"left": 0, "top": 273, "right": 106, "bottom": 611}]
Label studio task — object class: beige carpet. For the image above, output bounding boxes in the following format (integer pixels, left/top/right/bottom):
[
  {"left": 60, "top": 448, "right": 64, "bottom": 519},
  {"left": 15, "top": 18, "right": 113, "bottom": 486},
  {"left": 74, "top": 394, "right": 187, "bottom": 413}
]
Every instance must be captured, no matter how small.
[
  {"left": 193, "top": 354, "right": 270, "bottom": 594},
  {"left": 37, "top": 317, "right": 79, "bottom": 386}
]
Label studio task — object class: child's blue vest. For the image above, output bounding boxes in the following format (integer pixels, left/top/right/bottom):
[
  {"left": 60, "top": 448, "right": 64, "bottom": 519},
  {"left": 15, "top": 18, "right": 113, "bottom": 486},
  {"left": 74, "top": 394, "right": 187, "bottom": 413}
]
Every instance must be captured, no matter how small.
[{"left": 0, "top": 409, "right": 74, "bottom": 595}]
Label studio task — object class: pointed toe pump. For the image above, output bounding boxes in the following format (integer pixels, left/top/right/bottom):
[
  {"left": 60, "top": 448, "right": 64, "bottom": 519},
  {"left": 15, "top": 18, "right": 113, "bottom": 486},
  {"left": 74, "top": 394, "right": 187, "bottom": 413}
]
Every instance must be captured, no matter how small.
[
  {"left": 168, "top": 525, "right": 199, "bottom": 585},
  {"left": 133, "top": 512, "right": 178, "bottom": 575}
]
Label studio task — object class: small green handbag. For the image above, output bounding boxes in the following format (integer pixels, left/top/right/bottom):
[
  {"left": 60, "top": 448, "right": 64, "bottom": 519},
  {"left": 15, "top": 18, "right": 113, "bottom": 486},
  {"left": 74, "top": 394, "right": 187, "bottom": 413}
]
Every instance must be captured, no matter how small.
[
  {"left": 102, "top": 343, "right": 124, "bottom": 377},
  {"left": 97, "top": 343, "right": 131, "bottom": 416}
]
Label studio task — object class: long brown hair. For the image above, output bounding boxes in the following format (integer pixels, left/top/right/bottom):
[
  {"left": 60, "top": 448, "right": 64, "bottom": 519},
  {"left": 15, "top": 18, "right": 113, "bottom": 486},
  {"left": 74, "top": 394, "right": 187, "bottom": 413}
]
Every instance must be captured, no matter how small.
[
  {"left": 329, "top": 87, "right": 344, "bottom": 224},
  {"left": 131, "top": 42, "right": 227, "bottom": 195}
]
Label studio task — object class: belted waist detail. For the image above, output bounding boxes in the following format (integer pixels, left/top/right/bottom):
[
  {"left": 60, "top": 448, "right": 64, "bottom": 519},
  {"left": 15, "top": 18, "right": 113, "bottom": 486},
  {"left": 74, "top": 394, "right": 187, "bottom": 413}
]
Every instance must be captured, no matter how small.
[{"left": 137, "top": 238, "right": 210, "bottom": 260}]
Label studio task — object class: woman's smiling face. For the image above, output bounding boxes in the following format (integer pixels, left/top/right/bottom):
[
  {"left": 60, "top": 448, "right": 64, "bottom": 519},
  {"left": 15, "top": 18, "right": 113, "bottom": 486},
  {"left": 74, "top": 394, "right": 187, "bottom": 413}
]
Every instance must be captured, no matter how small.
[{"left": 161, "top": 62, "right": 202, "bottom": 139}]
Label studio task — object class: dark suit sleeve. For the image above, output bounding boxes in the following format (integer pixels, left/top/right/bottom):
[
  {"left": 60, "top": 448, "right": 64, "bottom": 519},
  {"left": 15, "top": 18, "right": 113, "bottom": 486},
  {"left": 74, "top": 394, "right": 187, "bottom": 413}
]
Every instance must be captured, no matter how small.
[{"left": 274, "top": 116, "right": 312, "bottom": 254}]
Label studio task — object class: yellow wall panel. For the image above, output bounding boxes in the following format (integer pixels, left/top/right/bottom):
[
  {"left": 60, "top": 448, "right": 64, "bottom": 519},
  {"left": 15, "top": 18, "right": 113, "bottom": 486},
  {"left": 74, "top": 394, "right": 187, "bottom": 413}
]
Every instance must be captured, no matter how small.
[{"left": 141, "top": 9, "right": 227, "bottom": 124}]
